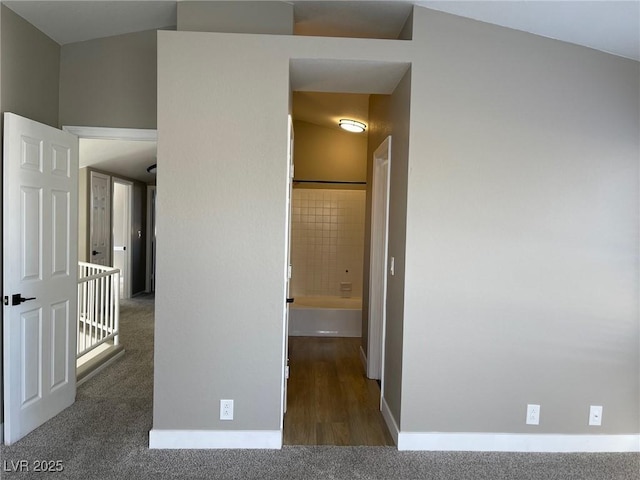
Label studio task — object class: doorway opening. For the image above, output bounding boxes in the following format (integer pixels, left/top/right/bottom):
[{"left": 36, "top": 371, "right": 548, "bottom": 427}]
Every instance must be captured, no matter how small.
[
  {"left": 283, "top": 86, "right": 400, "bottom": 445},
  {"left": 70, "top": 126, "right": 157, "bottom": 378}
]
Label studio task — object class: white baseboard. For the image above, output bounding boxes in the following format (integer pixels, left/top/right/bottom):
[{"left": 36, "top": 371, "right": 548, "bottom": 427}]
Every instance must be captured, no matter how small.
[
  {"left": 397, "top": 432, "right": 640, "bottom": 453},
  {"left": 359, "top": 345, "right": 367, "bottom": 370},
  {"left": 149, "top": 429, "right": 282, "bottom": 449},
  {"left": 381, "top": 396, "right": 399, "bottom": 446},
  {"left": 77, "top": 349, "right": 125, "bottom": 386},
  {"left": 379, "top": 397, "right": 639, "bottom": 452}
]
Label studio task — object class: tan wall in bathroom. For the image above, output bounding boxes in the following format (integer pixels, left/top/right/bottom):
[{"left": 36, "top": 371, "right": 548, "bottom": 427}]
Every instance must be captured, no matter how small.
[{"left": 293, "top": 120, "right": 367, "bottom": 185}]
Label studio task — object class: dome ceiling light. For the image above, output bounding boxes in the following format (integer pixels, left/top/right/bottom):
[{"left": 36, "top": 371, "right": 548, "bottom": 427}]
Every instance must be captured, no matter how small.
[{"left": 339, "top": 119, "right": 366, "bottom": 133}]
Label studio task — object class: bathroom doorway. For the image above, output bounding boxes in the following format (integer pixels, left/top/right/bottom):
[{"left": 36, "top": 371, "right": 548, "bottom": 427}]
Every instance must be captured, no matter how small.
[{"left": 283, "top": 91, "right": 392, "bottom": 446}]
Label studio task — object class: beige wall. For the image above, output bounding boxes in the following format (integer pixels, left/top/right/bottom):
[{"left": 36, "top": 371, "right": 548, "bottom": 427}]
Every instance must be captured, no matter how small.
[
  {"left": 59, "top": 29, "right": 157, "bottom": 129},
  {"left": 293, "top": 120, "right": 367, "bottom": 183},
  {"left": 178, "top": 1, "right": 293, "bottom": 34},
  {"left": 400, "top": 8, "right": 640, "bottom": 434}
]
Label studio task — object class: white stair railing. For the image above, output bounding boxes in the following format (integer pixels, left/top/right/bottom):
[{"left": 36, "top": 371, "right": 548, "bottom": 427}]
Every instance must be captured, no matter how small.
[{"left": 77, "top": 262, "right": 120, "bottom": 359}]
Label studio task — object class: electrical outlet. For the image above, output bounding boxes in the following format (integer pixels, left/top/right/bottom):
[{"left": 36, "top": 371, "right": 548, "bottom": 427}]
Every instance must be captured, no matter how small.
[
  {"left": 589, "top": 405, "right": 603, "bottom": 426},
  {"left": 526, "top": 404, "right": 540, "bottom": 425},
  {"left": 220, "top": 399, "right": 234, "bottom": 420}
]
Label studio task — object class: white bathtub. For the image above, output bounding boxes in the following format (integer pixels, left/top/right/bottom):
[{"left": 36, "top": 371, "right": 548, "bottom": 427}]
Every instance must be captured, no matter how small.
[{"left": 288, "top": 296, "right": 362, "bottom": 337}]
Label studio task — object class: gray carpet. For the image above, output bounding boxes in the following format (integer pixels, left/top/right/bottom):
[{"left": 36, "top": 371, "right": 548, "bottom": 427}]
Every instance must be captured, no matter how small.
[{"left": 1, "top": 295, "right": 638, "bottom": 479}]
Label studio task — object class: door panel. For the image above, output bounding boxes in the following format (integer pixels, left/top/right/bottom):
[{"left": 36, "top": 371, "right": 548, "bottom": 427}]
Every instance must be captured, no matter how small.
[
  {"left": 52, "top": 190, "right": 71, "bottom": 277},
  {"left": 50, "top": 300, "right": 70, "bottom": 391},
  {"left": 3, "top": 113, "right": 78, "bottom": 445},
  {"left": 20, "top": 308, "right": 42, "bottom": 407},
  {"left": 90, "top": 171, "right": 110, "bottom": 266}
]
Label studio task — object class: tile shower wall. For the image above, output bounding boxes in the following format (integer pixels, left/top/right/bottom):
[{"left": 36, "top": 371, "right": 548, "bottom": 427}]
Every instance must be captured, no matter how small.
[{"left": 291, "top": 188, "right": 366, "bottom": 298}]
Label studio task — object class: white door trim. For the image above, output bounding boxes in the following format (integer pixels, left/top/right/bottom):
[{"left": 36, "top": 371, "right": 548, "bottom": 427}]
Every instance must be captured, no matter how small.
[
  {"left": 146, "top": 186, "right": 157, "bottom": 293},
  {"left": 62, "top": 126, "right": 157, "bottom": 142},
  {"left": 367, "top": 136, "right": 392, "bottom": 382}
]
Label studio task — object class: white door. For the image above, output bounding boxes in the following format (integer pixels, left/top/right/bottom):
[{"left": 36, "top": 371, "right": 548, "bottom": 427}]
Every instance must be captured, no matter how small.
[
  {"left": 112, "top": 179, "right": 132, "bottom": 299},
  {"left": 90, "top": 172, "right": 110, "bottom": 266},
  {"left": 3, "top": 113, "right": 78, "bottom": 444},
  {"left": 282, "top": 115, "right": 294, "bottom": 419},
  {"left": 368, "top": 136, "right": 391, "bottom": 382}
]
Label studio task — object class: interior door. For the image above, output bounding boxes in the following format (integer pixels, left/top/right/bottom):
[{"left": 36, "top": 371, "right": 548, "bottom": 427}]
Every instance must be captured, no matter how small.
[
  {"left": 90, "top": 171, "right": 110, "bottom": 266},
  {"left": 3, "top": 113, "right": 78, "bottom": 444},
  {"left": 283, "top": 115, "right": 294, "bottom": 418},
  {"left": 112, "top": 179, "right": 132, "bottom": 298},
  {"left": 368, "top": 136, "right": 391, "bottom": 383}
]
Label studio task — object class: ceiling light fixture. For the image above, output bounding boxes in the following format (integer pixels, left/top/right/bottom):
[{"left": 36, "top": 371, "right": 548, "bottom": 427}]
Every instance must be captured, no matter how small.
[
  {"left": 339, "top": 119, "right": 366, "bottom": 133},
  {"left": 147, "top": 164, "right": 157, "bottom": 174}
]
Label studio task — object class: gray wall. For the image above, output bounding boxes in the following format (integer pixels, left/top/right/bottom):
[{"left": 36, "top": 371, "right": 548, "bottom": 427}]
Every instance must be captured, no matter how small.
[
  {"left": 399, "top": 8, "right": 640, "bottom": 434},
  {"left": 154, "top": 32, "right": 291, "bottom": 431},
  {"left": 0, "top": 2, "right": 62, "bottom": 435},
  {"left": 154, "top": 8, "right": 639, "bottom": 440},
  {"left": 1, "top": 5, "right": 60, "bottom": 128},
  {"left": 383, "top": 70, "right": 412, "bottom": 424},
  {"left": 178, "top": 1, "right": 293, "bottom": 35},
  {"left": 59, "top": 29, "right": 157, "bottom": 129},
  {"left": 153, "top": 30, "right": 413, "bottom": 436},
  {"left": 360, "top": 77, "right": 412, "bottom": 426}
]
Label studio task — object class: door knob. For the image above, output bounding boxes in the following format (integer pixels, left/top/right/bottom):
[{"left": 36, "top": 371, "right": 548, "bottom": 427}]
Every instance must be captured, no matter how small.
[
  {"left": 92, "top": 250, "right": 100, "bottom": 255},
  {"left": 286, "top": 298, "right": 295, "bottom": 304}
]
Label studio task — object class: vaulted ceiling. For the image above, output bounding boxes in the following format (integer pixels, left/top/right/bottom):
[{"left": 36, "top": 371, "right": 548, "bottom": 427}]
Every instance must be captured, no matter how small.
[
  {"left": 5, "top": 1, "right": 639, "bottom": 61},
  {"left": 6, "top": 1, "right": 636, "bottom": 181}
]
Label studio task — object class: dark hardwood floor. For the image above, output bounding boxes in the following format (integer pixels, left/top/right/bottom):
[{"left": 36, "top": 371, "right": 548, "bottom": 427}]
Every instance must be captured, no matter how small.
[{"left": 283, "top": 337, "right": 394, "bottom": 446}]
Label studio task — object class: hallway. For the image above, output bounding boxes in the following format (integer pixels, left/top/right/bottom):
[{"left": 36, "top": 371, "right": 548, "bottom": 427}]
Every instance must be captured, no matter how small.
[{"left": 284, "top": 337, "right": 393, "bottom": 446}]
